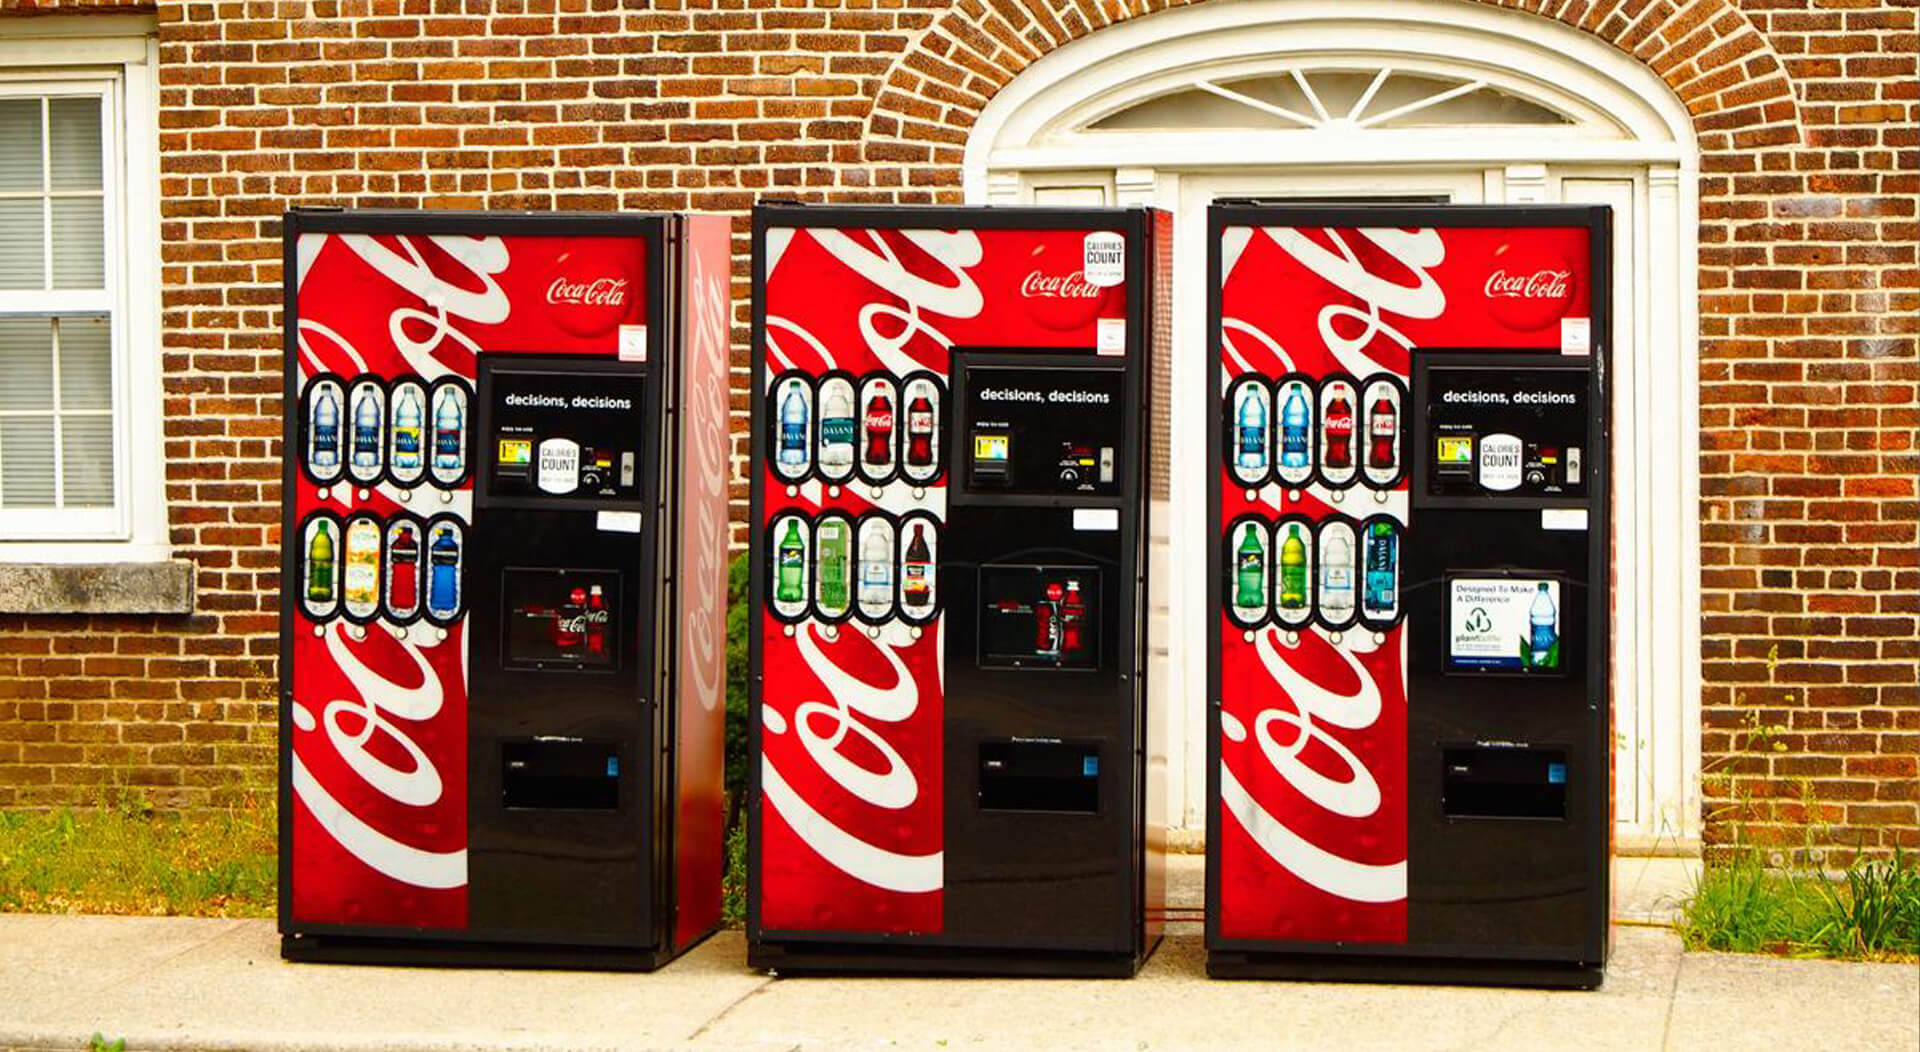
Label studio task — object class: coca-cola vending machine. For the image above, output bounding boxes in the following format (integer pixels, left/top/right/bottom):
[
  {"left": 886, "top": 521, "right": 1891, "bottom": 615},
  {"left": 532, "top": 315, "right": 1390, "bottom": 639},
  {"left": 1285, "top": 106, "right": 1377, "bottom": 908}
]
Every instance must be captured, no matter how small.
[
  {"left": 278, "top": 209, "right": 732, "bottom": 968},
  {"left": 1207, "top": 204, "right": 1612, "bottom": 987},
  {"left": 748, "top": 204, "right": 1170, "bottom": 975}
]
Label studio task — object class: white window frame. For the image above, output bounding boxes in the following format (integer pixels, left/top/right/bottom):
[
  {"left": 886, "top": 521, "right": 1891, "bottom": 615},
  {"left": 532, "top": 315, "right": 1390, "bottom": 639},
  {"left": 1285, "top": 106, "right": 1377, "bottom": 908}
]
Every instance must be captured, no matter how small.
[{"left": 0, "top": 16, "right": 164, "bottom": 562}]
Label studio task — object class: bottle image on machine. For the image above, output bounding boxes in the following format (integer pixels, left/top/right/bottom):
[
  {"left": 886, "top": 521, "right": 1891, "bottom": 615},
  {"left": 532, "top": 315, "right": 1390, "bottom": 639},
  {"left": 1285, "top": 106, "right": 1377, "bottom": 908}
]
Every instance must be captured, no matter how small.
[
  {"left": 1236, "top": 385, "right": 1268, "bottom": 471},
  {"left": 818, "top": 382, "right": 855, "bottom": 474},
  {"left": 863, "top": 391, "right": 894, "bottom": 468},
  {"left": 554, "top": 587, "right": 587, "bottom": 653},
  {"left": 1279, "top": 385, "right": 1311, "bottom": 470},
  {"left": 1323, "top": 392, "right": 1355, "bottom": 470},
  {"left": 342, "top": 517, "right": 381, "bottom": 618},
  {"left": 1278, "top": 525, "right": 1308, "bottom": 612},
  {"left": 1529, "top": 582, "right": 1559, "bottom": 668},
  {"left": 351, "top": 388, "right": 382, "bottom": 471},
  {"left": 775, "top": 519, "right": 806, "bottom": 605},
  {"left": 1036, "top": 581, "right": 1064, "bottom": 656},
  {"left": 391, "top": 387, "right": 424, "bottom": 475},
  {"left": 778, "top": 380, "right": 809, "bottom": 469},
  {"left": 585, "top": 585, "right": 608, "bottom": 657},
  {"left": 432, "top": 386, "right": 464, "bottom": 473},
  {"left": 901, "top": 523, "right": 933, "bottom": 611},
  {"left": 1234, "top": 523, "right": 1265, "bottom": 611},
  {"left": 1362, "top": 520, "right": 1398, "bottom": 617},
  {"left": 1060, "top": 579, "right": 1086, "bottom": 655},
  {"left": 427, "top": 524, "right": 461, "bottom": 618},
  {"left": 310, "top": 388, "right": 340, "bottom": 471},
  {"left": 1367, "top": 395, "right": 1397, "bottom": 471},
  {"left": 386, "top": 522, "right": 419, "bottom": 616},
  {"left": 306, "top": 520, "right": 335, "bottom": 603},
  {"left": 905, "top": 393, "right": 936, "bottom": 468},
  {"left": 815, "top": 518, "right": 851, "bottom": 615},
  {"left": 857, "top": 524, "right": 894, "bottom": 617},
  {"left": 1319, "top": 528, "right": 1355, "bottom": 623}
]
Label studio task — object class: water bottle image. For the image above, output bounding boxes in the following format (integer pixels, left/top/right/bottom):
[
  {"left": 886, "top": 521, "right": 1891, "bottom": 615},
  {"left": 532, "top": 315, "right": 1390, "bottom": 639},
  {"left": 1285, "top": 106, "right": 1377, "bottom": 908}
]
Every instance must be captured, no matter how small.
[
  {"left": 391, "top": 387, "right": 424, "bottom": 474},
  {"left": 1280, "top": 384, "right": 1310, "bottom": 469},
  {"left": 1236, "top": 386, "right": 1267, "bottom": 471},
  {"left": 1529, "top": 582, "right": 1559, "bottom": 667},
  {"left": 432, "top": 386, "right": 464, "bottom": 472},
  {"left": 858, "top": 525, "right": 894, "bottom": 616},
  {"left": 778, "top": 381, "right": 809, "bottom": 468},
  {"left": 1363, "top": 521, "right": 1397, "bottom": 616},
  {"left": 819, "top": 383, "right": 855, "bottom": 472},
  {"left": 1320, "top": 529, "right": 1354, "bottom": 622},
  {"left": 351, "top": 389, "right": 382, "bottom": 470},
  {"left": 311, "top": 388, "right": 340, "bottom": 470}
]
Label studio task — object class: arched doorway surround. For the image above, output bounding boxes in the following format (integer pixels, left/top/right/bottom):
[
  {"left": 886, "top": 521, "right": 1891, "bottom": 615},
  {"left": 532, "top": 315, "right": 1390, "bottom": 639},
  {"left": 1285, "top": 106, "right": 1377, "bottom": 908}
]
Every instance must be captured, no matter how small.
[{"left": 963, "top": 0, "right": 1706, "bottom": 853}]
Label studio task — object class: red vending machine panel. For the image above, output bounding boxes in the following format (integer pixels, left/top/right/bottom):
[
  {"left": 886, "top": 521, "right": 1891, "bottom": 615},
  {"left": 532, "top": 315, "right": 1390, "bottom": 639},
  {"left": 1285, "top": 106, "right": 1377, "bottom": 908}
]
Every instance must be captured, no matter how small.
[
  {"left": 749, "top": 205, "right": 1169, "bottom": 976},
  {"left": 279, "top": 210, "right": 729, "bottom": 969},
  {"left": 1206, "top": 204, "right": 1612, "bottom": 988}
]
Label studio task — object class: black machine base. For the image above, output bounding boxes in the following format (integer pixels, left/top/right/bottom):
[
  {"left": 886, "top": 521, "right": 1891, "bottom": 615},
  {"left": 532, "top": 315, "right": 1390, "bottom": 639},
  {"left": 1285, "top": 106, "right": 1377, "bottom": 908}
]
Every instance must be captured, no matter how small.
[
  {"left": 280, "top": 929, "right": 715, "bottom": 972},
  {"left": 1207, "top": 949, "right": 1603, "bottom": 990},
  {"left": 749, "top": 937, "right": 1158, "bottom": 978}
]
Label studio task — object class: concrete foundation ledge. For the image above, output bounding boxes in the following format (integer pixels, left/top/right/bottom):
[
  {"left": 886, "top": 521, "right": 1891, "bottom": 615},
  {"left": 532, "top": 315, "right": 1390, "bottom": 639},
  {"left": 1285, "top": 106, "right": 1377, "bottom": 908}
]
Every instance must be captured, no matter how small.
[{"left": 0, "top": 560, "right": 195, "bottom": 615}]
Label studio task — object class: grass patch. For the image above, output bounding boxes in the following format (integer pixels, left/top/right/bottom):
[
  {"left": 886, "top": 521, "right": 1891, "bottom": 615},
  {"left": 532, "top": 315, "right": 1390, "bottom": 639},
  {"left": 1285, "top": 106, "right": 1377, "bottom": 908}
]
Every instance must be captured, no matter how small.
[
  {"left": 1677, "top": 849, "right": 1920, "bottom": 961},
  {"left": 0, "top": 794, "right": 276, "bottom": 918}
]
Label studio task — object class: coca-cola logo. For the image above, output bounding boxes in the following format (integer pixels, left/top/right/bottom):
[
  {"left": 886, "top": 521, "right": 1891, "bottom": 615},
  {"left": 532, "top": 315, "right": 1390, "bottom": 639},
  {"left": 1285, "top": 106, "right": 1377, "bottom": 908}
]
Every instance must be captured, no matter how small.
[
  {"left": 1018, "top": 270, "right": 1101, "bottom": 299},
  {"left": 546, "top": 276, "right": 628, "bottom": 307},
  {"left": 544, "top": 249, "right": 636, "bottom": 339},
  {"left": 1482, "top": 240, "right": 1576, "bottom": 332},
  {"left": 1483, "top": 268, "right": 1571, "bottom": 301}
]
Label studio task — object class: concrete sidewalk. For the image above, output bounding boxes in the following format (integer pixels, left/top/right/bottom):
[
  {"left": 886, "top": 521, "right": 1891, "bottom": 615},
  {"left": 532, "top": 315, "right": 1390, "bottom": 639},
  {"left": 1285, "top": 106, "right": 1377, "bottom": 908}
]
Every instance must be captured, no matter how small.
[{"left": 2, "top": 858, "right": 1914, "bottom": 1052}]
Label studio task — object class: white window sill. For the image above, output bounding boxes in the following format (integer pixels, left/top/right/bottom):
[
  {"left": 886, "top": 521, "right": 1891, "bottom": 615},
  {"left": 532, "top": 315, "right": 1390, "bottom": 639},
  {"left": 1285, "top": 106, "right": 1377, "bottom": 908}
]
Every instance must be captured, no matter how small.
[{"left": 0, "top": 558, "right": 193, "bottom": 615}]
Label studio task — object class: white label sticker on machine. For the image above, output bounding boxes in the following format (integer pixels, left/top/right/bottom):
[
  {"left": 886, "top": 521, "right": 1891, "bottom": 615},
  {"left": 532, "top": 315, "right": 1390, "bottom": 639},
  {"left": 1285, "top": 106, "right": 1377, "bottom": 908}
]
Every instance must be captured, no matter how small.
[
  {"left": 619, "top": 324, "right": 648, "bottom": 362},
  {"left": 1073, "top": 507, "right": 1119, "bottom": 531},
  {"left": 596, "top": 510, "right": 642, "bottom": 534},
  {"left": 1448, "top": 577, "right": 1563, "bottom": 672},
  {"left": 1096, "top": 318, "right": 1125, "bottom": 356}
]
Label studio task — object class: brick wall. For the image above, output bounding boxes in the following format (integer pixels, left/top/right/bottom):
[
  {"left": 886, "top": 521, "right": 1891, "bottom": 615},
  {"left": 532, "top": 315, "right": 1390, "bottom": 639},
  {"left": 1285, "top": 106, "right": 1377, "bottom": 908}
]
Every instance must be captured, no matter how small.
[{"left": 0, "top": 0, "right": 1913, "bottom": 860}]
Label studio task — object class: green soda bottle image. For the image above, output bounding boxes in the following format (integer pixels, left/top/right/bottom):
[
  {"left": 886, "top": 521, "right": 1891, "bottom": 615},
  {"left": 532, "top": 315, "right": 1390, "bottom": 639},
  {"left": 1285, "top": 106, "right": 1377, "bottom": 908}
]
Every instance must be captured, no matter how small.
[
  {"left": 1234, "top": 523, "right": 1265, "bottom": 610},
  {"left": 775, "top": 519, "right": 805, "bottom": 605},
  {"left": 1279, "top": 524, "right": 1308, "bottom": 610},
  {"left": 306, "top": 520, "right": 334, "bottom": 603},
  {"left": 816, "top": 518, "right": 850, "bottom": 612}
]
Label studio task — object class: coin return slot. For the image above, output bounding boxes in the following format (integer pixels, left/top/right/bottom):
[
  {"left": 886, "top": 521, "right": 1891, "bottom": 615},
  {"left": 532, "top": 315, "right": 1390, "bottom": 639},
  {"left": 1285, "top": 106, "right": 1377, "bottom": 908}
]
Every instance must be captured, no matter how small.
[
  {"left": 502, "top": 739, "right": 621, "bottom": 810},
  {"left": 1441, "top": 746, "right": 1568, "bottom": 820},
  {"left": 978, "top": 740, "right": 1100, "bottom": 814}
]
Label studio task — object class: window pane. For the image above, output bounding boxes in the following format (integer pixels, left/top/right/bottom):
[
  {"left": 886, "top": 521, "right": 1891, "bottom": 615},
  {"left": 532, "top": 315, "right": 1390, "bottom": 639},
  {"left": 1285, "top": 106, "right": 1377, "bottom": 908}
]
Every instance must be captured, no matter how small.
[
  {"left": 50, "top": 197, "right": 104, "bottom": 289},
  {"left": 0, "top": 198, "right": 46, "bottom": 289},
  {"left": 0, "top": 315, "right": 53, "bottom": 411},
  {"left": 48, "top": 98, "right": 103, "bottom": 191},
  {"left": 57, "top": 315, "right": 113, "bottom": 410},
  {"left": 0, "top": 415, "right": 56, "bottom": 507},
  {"left": 0, "top": 99, "right": 38, "bottom": 192},
  {"left": 60, "top": 413, "right": 114, "bottom": 506}
]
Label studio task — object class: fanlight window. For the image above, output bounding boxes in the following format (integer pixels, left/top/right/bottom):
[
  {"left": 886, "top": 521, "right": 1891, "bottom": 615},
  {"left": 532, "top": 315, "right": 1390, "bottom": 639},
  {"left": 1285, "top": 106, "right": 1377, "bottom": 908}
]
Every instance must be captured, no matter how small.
[{"left": 1088, "top": 68, "right": 1575, "bottom": 132}]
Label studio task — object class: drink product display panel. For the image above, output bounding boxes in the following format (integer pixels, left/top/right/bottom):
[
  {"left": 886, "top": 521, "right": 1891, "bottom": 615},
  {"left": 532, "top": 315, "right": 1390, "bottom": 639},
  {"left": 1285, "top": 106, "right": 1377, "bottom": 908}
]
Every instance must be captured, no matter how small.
[
  {"left": 1206, "top": 205, "right": 1611, "bottom": 989},
  {"left": 749, "top": 205, "right": 1167, "bottom": 977},
  {"left": 279, "top": 210, "right": 730, "bottom": 971}
]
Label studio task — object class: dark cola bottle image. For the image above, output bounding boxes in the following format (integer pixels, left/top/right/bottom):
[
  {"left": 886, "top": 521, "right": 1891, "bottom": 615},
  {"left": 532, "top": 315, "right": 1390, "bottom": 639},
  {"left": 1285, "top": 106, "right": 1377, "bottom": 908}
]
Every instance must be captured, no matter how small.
[
  {"left": 901, "top": 523, "right": 933, "bottom": 609},
  {"left": 1035, "top": 580, "right": 1064, "bottom": 657},
  {"left": 554, "top": 586, "right": 587, "bottom": 652},
  {"left": 863, "top": 391, "right": 894, "bottom": 467},
  {"left": 905, "top": 393, "right": 936, "bottom": 468},
  {"left": 1060, "top": 579, "right": 1086, "bottom": 655},
  {"left": 1368, "top": 396, "right": 1397, "bottom": 470},
  {"left": 387, "top": 523, "right": 420, "bottom": 614},
  {"left": 1323, "top": 393, "right": 1355, "bottom": 469}
]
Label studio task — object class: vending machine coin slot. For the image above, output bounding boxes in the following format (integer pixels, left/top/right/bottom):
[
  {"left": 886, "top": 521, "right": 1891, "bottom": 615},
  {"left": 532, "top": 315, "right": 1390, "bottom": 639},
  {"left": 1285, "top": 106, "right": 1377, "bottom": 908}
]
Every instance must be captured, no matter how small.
[{"left": 952, "top": 354, "right": 1125, "bottom": 500}]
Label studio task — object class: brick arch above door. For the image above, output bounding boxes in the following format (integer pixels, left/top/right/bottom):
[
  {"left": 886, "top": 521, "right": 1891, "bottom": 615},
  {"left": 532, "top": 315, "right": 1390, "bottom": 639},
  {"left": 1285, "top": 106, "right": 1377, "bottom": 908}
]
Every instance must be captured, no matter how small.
[{"left": 860, "top": 0, "right": 1804, "bottom": 173}]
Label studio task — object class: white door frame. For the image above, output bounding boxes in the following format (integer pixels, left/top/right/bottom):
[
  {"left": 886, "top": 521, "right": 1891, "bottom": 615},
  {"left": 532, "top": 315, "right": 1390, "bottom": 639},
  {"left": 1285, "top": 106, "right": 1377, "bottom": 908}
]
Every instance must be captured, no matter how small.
[{"left": 965, "top": 0, "right": 1704, "bottom": 854}]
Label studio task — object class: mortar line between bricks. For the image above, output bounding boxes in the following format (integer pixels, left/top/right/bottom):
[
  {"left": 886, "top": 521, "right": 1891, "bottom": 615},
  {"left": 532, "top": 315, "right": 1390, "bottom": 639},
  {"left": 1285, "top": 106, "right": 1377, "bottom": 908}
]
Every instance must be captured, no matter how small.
[{"left": 682, "top": 972, "right": 779, "bottom": 1047}]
